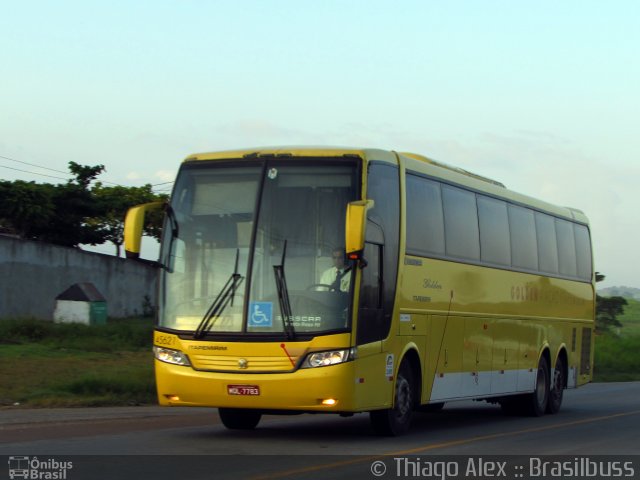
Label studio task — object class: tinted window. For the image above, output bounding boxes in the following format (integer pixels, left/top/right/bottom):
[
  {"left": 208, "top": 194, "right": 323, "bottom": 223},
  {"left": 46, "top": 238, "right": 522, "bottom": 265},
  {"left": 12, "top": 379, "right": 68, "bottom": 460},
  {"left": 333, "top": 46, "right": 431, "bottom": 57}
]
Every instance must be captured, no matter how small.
[
  {"left": 359, "top": 163, "right": 400, "bottom": 343},
  {"left": 442, "top": 185, "right": 480, "bottom": 260},
  {"left": 574, "top": 224, "right": 592, "bottom": 281},
  {"left": 357, "top": 242, "right": 384, "bottom": 345},
  {"left": 509, "top": 205, "right": 538, "bottom": 270},
  {"left": 535, "top": 212, "right": 559, "bottom": 274},
  {"left": 406, "top": 174, "right": 445, "bottom": 256},
  {"left": 556, "top": 219, "right": 578, "bottom": 277},
  {"left": 403, "top": 172, "right": 591, "bottom": 283},
  {"left": 478, "top": 196, "right": 510, "bottom": 265}
]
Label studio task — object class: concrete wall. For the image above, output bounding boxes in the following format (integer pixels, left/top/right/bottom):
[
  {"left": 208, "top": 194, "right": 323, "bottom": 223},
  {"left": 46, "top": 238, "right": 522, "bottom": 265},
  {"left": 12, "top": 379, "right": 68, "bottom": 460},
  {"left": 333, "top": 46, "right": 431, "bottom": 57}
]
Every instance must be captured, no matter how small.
[{"left": 0, "top": 236, "right": 157, "bottom": 320}]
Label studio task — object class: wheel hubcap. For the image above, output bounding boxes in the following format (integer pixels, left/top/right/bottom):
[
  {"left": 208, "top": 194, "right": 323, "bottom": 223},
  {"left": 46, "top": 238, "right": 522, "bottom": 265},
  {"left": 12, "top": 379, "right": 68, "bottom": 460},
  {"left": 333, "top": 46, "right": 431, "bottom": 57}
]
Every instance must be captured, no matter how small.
[{"left": 396, "top": 377, "right": 412, "bottom": 418}]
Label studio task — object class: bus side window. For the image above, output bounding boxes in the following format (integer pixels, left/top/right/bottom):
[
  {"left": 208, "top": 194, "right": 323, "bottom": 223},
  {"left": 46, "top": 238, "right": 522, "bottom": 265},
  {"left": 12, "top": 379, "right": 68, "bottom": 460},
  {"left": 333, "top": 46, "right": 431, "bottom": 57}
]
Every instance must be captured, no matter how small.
[{"left": 357, "top": 242, "right": 384, "bottom": 344}]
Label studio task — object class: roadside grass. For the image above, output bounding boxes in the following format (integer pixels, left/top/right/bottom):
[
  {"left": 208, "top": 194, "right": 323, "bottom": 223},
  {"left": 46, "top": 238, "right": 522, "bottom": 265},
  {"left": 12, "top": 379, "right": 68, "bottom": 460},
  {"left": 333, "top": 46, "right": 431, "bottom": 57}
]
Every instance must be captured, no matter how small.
[
  {"left": 618, "top": 298, "right": 640, "bottom": 337},
  {"left": 0, "top": 318, "right": 156, "bottom": 407},
  {"left": 594, "top": 298, "right": 640, "bottom": 382},
  {"left": 594, "top": 333, "right": 640, "bottom": 382},
  {"left": 2, "top": 304, "right": 639, "bottom": 407}
]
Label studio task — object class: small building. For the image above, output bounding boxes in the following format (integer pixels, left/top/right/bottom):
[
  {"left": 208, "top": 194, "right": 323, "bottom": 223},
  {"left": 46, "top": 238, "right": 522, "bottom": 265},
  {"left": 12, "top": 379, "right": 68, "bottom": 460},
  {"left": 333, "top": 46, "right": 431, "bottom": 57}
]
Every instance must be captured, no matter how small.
[{"left": 53, "top": 283, "right": 108, "bottom": 325}]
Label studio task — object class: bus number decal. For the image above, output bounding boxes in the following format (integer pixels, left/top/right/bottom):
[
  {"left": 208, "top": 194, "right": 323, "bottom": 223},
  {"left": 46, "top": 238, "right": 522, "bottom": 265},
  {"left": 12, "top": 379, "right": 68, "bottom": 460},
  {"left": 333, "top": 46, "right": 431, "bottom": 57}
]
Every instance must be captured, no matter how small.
[{"left": 155, "top": 334, "right": 175, "bottom": 346}]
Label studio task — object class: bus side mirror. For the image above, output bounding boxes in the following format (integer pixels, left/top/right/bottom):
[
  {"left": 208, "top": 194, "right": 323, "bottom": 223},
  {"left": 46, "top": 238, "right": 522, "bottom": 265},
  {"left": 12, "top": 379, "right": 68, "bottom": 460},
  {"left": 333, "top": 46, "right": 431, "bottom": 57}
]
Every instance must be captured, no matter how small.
[
  {"left": 345, "top": 200, "right": 374, "bottom": 259},
  {"left": 124, "top": 201, "right": 165, "bottom": 259}
]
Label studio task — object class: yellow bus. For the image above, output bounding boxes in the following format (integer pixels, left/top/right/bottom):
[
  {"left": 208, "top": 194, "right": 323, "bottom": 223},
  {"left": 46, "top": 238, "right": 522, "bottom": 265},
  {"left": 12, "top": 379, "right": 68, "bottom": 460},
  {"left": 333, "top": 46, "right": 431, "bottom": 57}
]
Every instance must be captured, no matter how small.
[{"left": 125, "top": 147, "right": 595, "bottom": 435}]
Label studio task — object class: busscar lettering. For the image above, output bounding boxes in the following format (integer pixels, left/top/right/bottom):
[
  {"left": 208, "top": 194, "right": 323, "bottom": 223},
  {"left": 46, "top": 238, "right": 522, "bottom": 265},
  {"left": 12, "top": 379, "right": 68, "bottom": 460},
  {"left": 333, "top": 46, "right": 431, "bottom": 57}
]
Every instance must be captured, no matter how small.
[{"left": 276, "top": 315, "right": 322, "bottom": 327}]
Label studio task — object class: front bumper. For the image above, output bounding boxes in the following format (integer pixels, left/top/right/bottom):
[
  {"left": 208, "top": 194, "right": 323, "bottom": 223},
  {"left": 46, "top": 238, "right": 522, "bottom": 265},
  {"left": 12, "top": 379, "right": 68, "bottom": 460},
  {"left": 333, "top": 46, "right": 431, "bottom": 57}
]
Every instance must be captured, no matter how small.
[{"left": 155, "top": 359, "right": 357, "bottom": 412}]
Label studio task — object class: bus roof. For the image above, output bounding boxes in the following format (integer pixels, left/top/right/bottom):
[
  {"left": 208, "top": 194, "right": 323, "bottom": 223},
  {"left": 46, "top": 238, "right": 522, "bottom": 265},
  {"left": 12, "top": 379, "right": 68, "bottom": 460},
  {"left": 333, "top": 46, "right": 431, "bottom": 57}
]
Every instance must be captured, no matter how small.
[
  {"left": 184, "top": 146, "right": 379, "bottom": 162},
  {"left": 183, "top": 146, "right": 588, "bottom": 224}
]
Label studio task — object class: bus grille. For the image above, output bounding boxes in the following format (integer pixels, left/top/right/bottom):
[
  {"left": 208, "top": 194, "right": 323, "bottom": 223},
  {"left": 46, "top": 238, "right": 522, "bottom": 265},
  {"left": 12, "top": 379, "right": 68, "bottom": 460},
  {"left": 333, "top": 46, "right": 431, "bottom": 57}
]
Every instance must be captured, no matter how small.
[{"left": 189, "top": 354, "right": 296, "bottom": 372}]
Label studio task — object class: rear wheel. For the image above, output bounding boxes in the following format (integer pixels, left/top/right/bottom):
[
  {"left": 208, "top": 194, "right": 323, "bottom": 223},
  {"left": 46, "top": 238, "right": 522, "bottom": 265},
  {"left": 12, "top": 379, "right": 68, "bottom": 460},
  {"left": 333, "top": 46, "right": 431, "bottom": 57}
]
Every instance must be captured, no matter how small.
[
  {"left": 218, "top": 408, "right": 262, "bottom": 430},
  {"left": 500, "top": 355, "right": 550, "bottom": 416},
  {"left": 546, "top": 356, "right": 565, "bottom": 414},
  {"left": 528, "top": 355, "right": 550, "bottom": 416},
  {"left": 370, "top": 362, "right": 415, "bottom": 436}
]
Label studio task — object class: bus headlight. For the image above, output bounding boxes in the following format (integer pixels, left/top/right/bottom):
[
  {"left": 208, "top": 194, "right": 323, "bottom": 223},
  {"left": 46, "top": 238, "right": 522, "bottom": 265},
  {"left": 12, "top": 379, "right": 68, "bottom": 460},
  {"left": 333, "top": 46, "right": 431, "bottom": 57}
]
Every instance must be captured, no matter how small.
[
  {"left": 153, "top": 346, "right": 191, "bottom": 366},
  {"left": 302, "top": 348, "right": 355, "bottom": 368}
]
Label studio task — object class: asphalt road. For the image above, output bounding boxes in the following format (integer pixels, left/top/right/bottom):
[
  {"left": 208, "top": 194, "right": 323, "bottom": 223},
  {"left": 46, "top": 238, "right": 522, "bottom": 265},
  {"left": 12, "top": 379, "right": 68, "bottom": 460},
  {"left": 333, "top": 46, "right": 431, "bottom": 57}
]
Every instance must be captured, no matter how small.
[{"left": 1, "top": 382, "right": 639, "bottom": 479}]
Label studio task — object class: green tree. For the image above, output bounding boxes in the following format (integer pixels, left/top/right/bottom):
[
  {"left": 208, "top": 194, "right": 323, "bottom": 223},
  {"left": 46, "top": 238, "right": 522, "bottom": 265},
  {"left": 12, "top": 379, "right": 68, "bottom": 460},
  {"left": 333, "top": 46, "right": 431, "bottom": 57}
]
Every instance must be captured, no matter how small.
[
  {"left": 0, "top": 180, "right": 54, "bottom": 238},
  {"left": 0, "top": 162, "right": 168, "bottom": 252},
  {"left": 31, "top": 162, "right": 106, "bottom": 246},
  {"left": 91, "top": 183, "right": 168, "bottom": 256},
  {"left": 596, "top": 295, "right": 628, "bottom": 333}
]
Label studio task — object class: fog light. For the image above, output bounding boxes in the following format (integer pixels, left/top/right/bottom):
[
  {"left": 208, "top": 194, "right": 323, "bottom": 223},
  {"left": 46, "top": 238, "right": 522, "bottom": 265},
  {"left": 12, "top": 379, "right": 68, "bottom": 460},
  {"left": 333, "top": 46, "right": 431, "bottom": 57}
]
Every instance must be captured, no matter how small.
[
  {"left": 321, "top": 398, "right": 338, "bottom": 406},
  {"left": 165, "top": 395, "right": 180, "bottom": 401}
]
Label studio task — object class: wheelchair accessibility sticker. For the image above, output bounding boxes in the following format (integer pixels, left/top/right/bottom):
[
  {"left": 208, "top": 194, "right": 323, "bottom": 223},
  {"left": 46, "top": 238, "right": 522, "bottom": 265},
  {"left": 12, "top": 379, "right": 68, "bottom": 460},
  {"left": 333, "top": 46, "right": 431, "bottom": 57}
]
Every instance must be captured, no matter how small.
[{"left": 249, "top": 302, "right": 273, "bottom": 328}]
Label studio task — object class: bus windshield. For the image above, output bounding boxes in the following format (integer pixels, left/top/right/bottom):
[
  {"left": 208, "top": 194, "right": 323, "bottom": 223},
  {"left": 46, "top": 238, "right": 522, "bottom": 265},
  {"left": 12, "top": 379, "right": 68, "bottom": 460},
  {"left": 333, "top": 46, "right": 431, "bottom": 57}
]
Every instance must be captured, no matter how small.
[{"left": 158, "top": 160, "right": 359, "bottom": 336}]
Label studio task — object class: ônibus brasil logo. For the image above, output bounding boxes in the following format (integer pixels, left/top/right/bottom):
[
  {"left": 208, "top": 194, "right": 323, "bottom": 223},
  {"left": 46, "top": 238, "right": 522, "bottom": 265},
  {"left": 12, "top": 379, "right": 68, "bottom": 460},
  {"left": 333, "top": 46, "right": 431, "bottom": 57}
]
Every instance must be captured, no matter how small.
[{"left": 8, "top": 456, "right": 73, "bottom": 479}]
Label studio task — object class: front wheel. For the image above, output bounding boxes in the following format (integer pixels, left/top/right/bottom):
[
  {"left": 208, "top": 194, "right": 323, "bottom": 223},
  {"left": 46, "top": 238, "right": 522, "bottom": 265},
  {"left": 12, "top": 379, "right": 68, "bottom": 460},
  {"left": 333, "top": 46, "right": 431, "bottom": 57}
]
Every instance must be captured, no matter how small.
[
  {"left": 218, "top": 408, "right": 262, "bottom": 430},
  {"left": 370, "top": 362, "right": 415, "bottom": 436}
]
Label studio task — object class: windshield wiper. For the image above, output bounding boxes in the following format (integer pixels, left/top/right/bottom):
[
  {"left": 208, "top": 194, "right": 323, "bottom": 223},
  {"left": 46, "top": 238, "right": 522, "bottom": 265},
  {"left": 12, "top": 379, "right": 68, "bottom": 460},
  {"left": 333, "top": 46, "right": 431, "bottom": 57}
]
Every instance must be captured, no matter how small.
[
  {"left": 193, "top": 249, "right": 244, "bottom": 339},
  {"left": 273, "top": 240, "right": 296, "bottom": 340}
]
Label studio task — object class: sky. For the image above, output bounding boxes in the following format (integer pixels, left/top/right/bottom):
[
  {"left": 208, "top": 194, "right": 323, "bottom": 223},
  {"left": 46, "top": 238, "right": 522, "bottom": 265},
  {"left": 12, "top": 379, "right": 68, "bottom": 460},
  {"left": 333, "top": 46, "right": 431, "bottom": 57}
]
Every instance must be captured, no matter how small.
[{"left": 1, "top": 1, "right": 638, "bottom": 288}]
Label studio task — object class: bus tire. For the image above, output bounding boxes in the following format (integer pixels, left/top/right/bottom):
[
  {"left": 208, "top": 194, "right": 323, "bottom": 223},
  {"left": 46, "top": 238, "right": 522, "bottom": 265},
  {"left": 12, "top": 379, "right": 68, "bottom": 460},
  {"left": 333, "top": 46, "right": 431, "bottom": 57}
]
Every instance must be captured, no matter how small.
[
  {"left": 370, "top": 362, "right": 415, "bottom": 436},
  {"left": 500, "top": 356, "right": 550, "bottom": 417},
  {"left": 218, "top": 408, "right": 262, "bottom": 430},
  {"left": 546, "top": 355, "right": 565, "bottom": 414},
  {"left": 525, "top": 355, "right": 550, "bottom": 417}
]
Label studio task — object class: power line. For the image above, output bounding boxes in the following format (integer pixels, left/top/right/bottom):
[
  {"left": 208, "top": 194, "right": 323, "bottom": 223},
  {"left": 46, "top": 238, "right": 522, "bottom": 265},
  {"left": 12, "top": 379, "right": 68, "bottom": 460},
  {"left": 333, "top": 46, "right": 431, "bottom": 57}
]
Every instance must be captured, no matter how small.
[
  {"left": 0, "top": 154, "right": 70, "bottom": 176},
  {"left": 1, "top": 163, "right": 175, "bottom": 200},
  {"left": 0, "top": 164, "right": 70, "bottom": 182},
  {"left": 0, "top": 153, "right": 143, "bottom": 187}
]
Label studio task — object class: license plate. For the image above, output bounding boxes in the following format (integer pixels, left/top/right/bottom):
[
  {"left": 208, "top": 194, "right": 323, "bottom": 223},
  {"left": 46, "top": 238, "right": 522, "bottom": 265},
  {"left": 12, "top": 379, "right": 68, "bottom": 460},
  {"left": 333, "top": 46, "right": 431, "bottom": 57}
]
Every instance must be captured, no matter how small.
[{"left": 227, "top": 385, "right": 260, "bottom": 396}]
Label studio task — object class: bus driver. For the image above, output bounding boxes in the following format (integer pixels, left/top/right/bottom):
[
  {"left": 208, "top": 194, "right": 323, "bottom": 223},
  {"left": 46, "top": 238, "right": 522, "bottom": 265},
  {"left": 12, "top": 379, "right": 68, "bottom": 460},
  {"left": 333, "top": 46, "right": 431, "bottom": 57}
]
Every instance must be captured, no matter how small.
[{"left": 319, "top": 248, "right": 351, "bottom": 292}]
